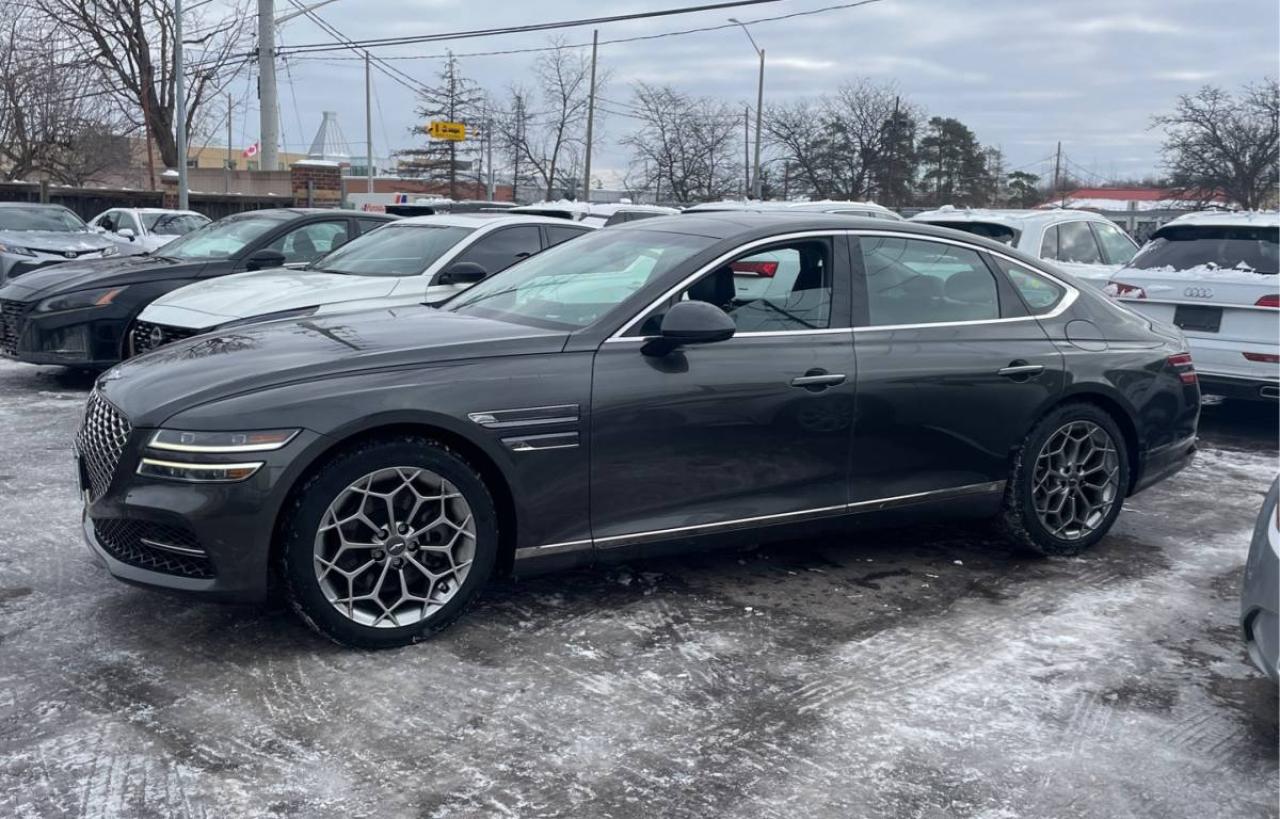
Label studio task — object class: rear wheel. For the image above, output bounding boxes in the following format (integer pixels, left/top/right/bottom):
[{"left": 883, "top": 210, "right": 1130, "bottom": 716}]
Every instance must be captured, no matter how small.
[
  {"left": 281, "top": 436, "right": 498, "bottom": 648},
  {"left": 997, "top": 402, "right": 1129, "bottom": 556}
]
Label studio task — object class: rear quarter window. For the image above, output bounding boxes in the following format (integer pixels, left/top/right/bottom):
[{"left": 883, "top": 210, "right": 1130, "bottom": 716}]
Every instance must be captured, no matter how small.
[{"left": 990, "top": 256, "right": 1065, "bottom": 315}]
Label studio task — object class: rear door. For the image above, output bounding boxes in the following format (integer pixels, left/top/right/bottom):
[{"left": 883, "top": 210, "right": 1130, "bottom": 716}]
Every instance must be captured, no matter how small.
[{"left": 848, "top": 232, "right": 1067, "bottom": 503}]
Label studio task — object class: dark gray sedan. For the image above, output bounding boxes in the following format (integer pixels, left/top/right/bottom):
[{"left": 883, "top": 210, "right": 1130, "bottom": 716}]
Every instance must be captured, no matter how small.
[{"left": 74, "top": 213, "right": 1200, "bottom": 647}]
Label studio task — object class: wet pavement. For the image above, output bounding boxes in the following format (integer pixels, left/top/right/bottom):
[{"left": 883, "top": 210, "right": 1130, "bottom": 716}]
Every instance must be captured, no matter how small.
[{"left": 0, "top": 359, "right": 1276, "bottom": 818}]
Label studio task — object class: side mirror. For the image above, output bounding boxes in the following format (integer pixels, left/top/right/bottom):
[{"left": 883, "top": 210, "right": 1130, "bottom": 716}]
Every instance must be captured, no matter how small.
[
  {"left": 438, "top": 261, "right": 487, "bottom": 285},
  {"left": 117, "top": 228, "right": 136, "bottom": 240},
  {"left": 642, "top": 300, "right": 736, "bottom": 356},
  {"left": 245, "top": 248, "right": 287, "bottom": 271}
]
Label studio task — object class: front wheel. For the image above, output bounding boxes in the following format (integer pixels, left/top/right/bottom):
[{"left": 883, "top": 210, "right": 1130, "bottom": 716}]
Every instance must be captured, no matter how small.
[
  {"left": 996, "top": 403, "right": 1130, "bottom": 556},
  {"left": 281, "top": 436, "right": 498, "bottom": 648}
]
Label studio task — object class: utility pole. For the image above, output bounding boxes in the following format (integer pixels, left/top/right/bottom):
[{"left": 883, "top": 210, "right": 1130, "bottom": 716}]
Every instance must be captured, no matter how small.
[
  {"left": 512, "top": 96, "right": 523, "bottom": 204},
  {"left": 582, "top": 29, "right": 598, "bottom": 205},
  {"left": 884, "top": 95, "right": 899, "bottom": 207},
  {"left": 486, "top": 115, "right": 495, "bottom": 200},
  {"left": 743, "top": 106, "right": 750, "bottom": 197},
  {"left": 729, "top": 18, "right": 764, "bottom": 200},
  {"left": 175, "top": 0, "right": 189, "bottom": 209},
  {"left": 258, "top": 0, "right": 279, "bottom": 171},
  {"left": 1052, "top": 140, "right": 1062, "bottom": 205},
  {"left": 365, "top": 52, "right": 373, "bottom": 194},
  {"left": 225, "top": 93, "right": 232, "bottom": 193}
]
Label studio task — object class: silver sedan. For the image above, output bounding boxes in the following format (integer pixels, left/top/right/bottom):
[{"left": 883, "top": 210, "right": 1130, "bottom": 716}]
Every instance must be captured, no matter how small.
[{"left": 1242, "top": 476, "right": 1279, "bottom": 681}]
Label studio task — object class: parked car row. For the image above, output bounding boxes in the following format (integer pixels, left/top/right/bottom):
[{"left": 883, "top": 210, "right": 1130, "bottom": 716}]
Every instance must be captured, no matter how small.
[{"left": 11, "top": 201, "right": 1201, "bottom": 647}]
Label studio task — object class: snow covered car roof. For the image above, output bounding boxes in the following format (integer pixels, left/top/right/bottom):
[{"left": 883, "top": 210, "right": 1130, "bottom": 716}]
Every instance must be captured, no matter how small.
[
  {"left": 1157, "top": 210, "right": 1280, "bottom": 230},
  {"left": 682, "top": 199, "right": 899, "bottom": 218},
  {"left": 911, "top": 207, "right": 1115, "bottom": 228},
  {"left": 392, "top": 213, "right": 581, "bottom": 229}
]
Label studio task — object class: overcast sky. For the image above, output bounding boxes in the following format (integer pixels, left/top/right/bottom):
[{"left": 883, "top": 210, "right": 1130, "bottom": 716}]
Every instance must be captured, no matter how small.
[{"left": 221, "top": 0, "right": 1279, "bottom": 185}]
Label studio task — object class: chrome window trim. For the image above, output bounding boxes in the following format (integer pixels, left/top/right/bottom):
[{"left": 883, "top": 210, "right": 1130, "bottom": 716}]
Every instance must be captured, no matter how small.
[
  {"left": 606, "top": 229, "right": 1079, "bottom": 343},
  {"left": 513, "top": 480, "right": 1006, "bottom": 560}
]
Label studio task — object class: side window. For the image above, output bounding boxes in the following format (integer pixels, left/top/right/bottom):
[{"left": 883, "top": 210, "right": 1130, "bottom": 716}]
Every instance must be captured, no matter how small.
[
  {"left": 644, "top": 239, "right": 834, "bottom": 334},
  {"left": 991, "top": 256, "right": 1065, "bottom": 315},
  {"left": 267, "top": 221, "right": 350, "bottom": 264},
  {"left": 545, "top": 225, "right": 590, "bottom": 247},
  {"left": 1039, "top": 224, "right": 1059, "bottom": 260},
  {"left": 97, "top": 211, "right": 117, "bottom": 231},
  {"left": 117, "top": 211, "right": 141, "bottom": 233},
  {"left": 859, "top": 236, "right": 1000, "bottom": 327},
  {"left": 1056, "top": 221, "right": 1103, "bottom": 264},
  {"left": 1091, "top": 221, "right": 1138, "bottom": 265},
  {"left": 357, "top": 218, "right": 388, "bottom": 236},
  {"left": 452, "top": 226, "right": 542, "bottom": 275}
]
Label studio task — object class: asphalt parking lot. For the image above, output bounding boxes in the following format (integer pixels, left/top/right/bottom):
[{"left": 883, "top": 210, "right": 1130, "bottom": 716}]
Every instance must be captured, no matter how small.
[{"left": 0, "top": 358, "right": 1275, "bottom": 818}]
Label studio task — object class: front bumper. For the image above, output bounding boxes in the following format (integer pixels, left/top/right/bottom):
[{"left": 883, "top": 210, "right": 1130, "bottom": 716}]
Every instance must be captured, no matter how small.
[
  {"left": 80, "top": 417, "right": 325, "bottom": 602},
  {"left": 1, "top": 300, "right": 132, "bottom": 368}
]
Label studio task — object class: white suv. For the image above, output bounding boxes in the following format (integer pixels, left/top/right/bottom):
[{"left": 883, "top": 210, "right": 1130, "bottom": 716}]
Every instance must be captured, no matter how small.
[
  {"left": 910, "top": 207, "right": 1138, "bottom": 287},
  {"left": 1107, "top": 211, "right": 1279, "bottom": 401}
]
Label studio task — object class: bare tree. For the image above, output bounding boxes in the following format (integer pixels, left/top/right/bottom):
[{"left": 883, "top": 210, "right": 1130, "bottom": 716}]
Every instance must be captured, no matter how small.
[
  {"left": 35, "top": 0, "right": 252, "bottom": 170},
  {"left": 0, "top": 2, "right": 130, "bottom": 183},
  {"left": 494, "top": 41, "right": 602, "bottom": 201},
  {"left": 1153, "top": 79, "right": 1279, "bottom": 209},
  {"left": 399, "top": 54, "right": 486, "bottom": 198},
  {"left": 622, "top": 83, "right": 739, "bottom": 204}
]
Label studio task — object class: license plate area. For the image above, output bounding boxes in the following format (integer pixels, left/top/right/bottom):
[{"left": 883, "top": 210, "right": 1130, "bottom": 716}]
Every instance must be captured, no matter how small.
[{"left": 1173, "top": 304, "right": 1222, "bottom": 333}]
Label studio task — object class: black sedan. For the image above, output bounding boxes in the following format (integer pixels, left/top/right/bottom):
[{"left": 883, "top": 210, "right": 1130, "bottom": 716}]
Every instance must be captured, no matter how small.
[
  {"left": 75, "top": 213, "right": 1200, "bottom": 647},
  {"left": 0, "top": 208, "right": 394, "bottom": 369}
]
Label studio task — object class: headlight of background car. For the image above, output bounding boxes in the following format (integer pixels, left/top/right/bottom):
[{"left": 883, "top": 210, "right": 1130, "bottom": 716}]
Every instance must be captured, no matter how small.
[
  {"left": 34, "top": 286, "right": 126, "bottom": 313},
  {"left": 149, "top": 428, "right": 299, "bottom": 453},
  {"left": 99, "top": 245, "right": 119, "bottom": 257},
  {"left": 0, "top": 243, "right": 35, "bottom": 257}
]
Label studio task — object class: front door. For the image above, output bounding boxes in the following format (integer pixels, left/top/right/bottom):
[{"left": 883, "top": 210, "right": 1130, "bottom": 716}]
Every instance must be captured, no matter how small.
[
  {"left": 848, "top": 233, "right": 1066, "bottom": 503},
  {"left": 589, "top": 235, "right": 856, "bottom": 549}
]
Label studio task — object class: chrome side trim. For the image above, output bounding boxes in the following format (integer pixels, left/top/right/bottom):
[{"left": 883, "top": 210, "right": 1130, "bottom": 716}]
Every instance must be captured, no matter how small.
[
  {"left": 501, "top": 432, "right": 579, "bottom": 452},
  {"left": 517, "top": 480, "right": 1007, "bottom": 556},
  {"left": 468, "top": 404, "right": 580, "bottom": 429},
  {"left": 140, "top": 537, "right": 207, "bottom": 557}
]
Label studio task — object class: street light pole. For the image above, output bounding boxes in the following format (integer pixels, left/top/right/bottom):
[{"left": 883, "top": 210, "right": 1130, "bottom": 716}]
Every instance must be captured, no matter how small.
[
  {"left": 258, "top": 0, "right": 279, "bottom": 171},
  {"left": 175, "top": 0, "right": 189, "bottom": 209},
  {"left": 730, "top": 18, "right": 765, "bottom": 200}
]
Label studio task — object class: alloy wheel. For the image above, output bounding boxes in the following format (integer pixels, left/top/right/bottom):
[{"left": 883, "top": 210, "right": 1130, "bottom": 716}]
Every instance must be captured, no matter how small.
[
  {"left": 314, "top": 466, "right": 475, "bottom": 628},
  {"left": 1031, "top": 420, "right": 1121, "bottom": 541}
]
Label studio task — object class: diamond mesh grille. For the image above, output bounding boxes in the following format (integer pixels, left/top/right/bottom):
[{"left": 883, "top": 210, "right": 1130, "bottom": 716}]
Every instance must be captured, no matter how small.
[
  {"left": 76, "top": 391, "right": 131, "bottom": 501},
  {"left": 0, "top": 299, "right": 27, "bottom": 357},
  {"left": 92, "top": 518, "right": 213, "bottom": 579}
]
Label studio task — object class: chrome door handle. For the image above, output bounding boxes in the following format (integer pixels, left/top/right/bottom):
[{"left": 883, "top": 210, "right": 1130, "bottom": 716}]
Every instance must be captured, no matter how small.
[
  {"left": 997, "top": 364, "right": 1044, "bottom": 378},
  {"left": 790, "top": 373, "right": 846, "bottom": 388}
]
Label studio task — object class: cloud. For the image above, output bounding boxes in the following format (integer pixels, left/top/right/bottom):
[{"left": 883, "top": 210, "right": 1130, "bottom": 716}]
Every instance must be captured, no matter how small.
[
  {"left": 1066, "top": 15, "right": 1186, "bottom": 35},
  {"left": 1151, "top": 70, "right": 1218, "bottom": 82}
]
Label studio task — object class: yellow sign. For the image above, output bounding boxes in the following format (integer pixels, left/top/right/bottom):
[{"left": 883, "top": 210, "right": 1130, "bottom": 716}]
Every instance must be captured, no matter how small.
[{"left": 428, "top": 121, "right": 467, "bottom": 141}]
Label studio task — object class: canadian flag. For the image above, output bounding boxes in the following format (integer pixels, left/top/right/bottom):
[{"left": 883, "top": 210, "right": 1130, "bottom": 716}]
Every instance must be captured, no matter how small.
[{"left": 242, "top": 142, "right": 260, "bottom": 158}]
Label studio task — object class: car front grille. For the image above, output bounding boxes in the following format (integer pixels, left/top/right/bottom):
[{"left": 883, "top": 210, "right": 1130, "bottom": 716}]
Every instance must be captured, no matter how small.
[
  {"left": 129, "top": 321, "right": 197, "bottom": 357},
  {"left": 92, "top": 518, "right": 214, "bottom": 579},
  {"left": 76, "top": 391, "right": 131, "bottom": 500},
  {"left": 0, "top": 299, "right": 28, "bottom": 356}
]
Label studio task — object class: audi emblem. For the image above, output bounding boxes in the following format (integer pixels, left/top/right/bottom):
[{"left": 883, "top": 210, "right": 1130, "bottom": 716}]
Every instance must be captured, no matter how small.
[{"left": 1183, "top": 286, "right": 1214, "bottom": 299}]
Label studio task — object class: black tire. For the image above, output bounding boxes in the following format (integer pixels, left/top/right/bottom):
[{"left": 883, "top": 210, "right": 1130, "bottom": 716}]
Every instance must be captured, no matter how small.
[
  {"left": 995, "top": 402, "right": 1130, "bottom": 557},
  {"left": 280, "top": 435, "right": 499, "bottom": 648}
]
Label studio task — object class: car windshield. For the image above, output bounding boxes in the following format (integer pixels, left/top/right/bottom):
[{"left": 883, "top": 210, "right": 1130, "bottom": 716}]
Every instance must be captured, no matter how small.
[
  {"left": 144, "top": 212, "right": 209, "bottom": 235},
  {"left": 0, "top": 206, "right": 87, "bottom": 232},
  {"left": 1130, "top": 225, "right": 1279, "bottom": 275},
  {"left": 446, "top": 228, "right": 715, "bottom": 330},
  {"left": 159, "top": 214, "right": 288, "bottom": 260},
  {"left": 925, "top": 221, "right": 1019, "bottom": 246},
  {"left": 311, "top": 224, "right": 475, "bottom": 276}
]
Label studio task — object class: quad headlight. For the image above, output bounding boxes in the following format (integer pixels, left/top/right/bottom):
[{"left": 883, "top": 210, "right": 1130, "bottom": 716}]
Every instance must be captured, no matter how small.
[{"left": 34, "top": 286, "right": 126, "bottom": 313}]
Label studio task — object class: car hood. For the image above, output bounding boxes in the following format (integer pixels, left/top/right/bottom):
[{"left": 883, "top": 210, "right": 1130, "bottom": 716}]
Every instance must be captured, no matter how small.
[
  {"left": 0, "top": 254, "right": 211, "bottom": 301},
  {"left": 0, "top": 229, "right": 114, "bottom": 253},
  {"left": 141, "top": 269, "right": 402, "bottom": 329},
  {"left": 97, "top": 306, "right": 569, "bottom": 425}
]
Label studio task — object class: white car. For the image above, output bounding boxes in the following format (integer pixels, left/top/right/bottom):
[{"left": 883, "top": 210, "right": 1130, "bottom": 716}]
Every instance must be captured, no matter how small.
[
  {"left": 89, "top": 208, "right": 210, "bottom": 254},
  {"left": 683, "top": 199, "right": 903, "bottom": 220},
  {"left": 130, "top": 213, "right": 593, "bottom": 355},
  {"left": 1107, "top": 211, "right": 1279, "bottom": 401},
  {"left": 910, "top": 207, "right": 1138, "bottom": 287}
]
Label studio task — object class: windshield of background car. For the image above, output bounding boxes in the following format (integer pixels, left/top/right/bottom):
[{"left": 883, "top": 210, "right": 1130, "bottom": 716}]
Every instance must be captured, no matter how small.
[
  {"left": 925, "top": 221, "right": 1019, "bottom": 246},
  {"left": 145, "top": 213, "right": 209, "bottom": 235},
  {"left": 0, "top": 207, "right": 87, "bottom": 232},
  {"left": 445, "top": 228, "right": 715, "bottom": 330},
  {"left": 312, "top": 224, "right": 475, "bottom": 276},
  {"left": 1129, "top": 225, "right": 1279, "bottom": 274},
  {"left": 159, "top": 214, "right": 288, "bottom": 260}
]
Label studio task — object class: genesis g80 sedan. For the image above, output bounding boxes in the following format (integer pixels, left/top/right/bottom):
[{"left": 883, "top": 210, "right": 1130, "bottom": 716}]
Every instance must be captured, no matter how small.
[{"left": 75, "top": 213, "right": 1199, "bottom": 647}]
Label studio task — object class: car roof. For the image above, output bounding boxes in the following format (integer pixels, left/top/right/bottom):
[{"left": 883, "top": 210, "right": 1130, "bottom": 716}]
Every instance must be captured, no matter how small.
[
  {"left": 911, "top": 207, "right": 1109, "bottom": 228},
  {"left": 0, "top": 202, "right": 75, "bottom": 210},
  {"left": 682, "top": 199, "right": 896, "bottom": 215},
  {"left": 623, "top": 210, "right": 1009, "bottom": 246},
  {"left": 388, "top": 213, "right": 588, "bottom": 229},
  {"left": 1161, "top": 210, "right": 1280, "bottom": 229}
]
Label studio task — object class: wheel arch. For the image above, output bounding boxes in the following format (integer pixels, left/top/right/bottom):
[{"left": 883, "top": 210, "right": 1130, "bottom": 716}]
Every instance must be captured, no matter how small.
[
  {"left": 269, "top": 413, "right": 521, "bottom": 585},
  {"left": 1038, "top": 384, "right": 1143, "bottom": 494}
]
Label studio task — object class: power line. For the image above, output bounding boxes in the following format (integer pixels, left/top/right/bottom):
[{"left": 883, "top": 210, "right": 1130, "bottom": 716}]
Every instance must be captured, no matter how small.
[{"left": 274, "top": 0, "right": 794, "bottom": 56}]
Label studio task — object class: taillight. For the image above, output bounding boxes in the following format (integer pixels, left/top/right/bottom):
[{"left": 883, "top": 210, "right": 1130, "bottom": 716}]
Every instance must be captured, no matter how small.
[
  {"left": 1255, "top": 294, "right": 1279, "bottom": 309},
  {"left": 1106, "top": 281, "right": 1147, "bottom": 299},
  {"left": 1243, "top": 352, "right": 1280, "bottom": 363},
  {"left": 1168, "top": 352, "right": 1197, "bottom": 384},
  {"left": 731, "top": 261, "right": 779, "bottom": 277}
]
